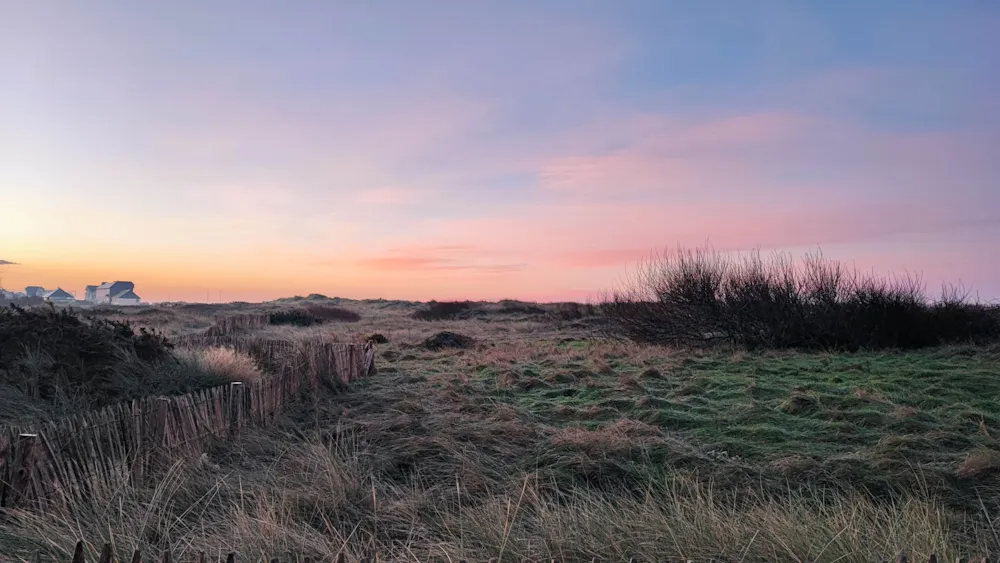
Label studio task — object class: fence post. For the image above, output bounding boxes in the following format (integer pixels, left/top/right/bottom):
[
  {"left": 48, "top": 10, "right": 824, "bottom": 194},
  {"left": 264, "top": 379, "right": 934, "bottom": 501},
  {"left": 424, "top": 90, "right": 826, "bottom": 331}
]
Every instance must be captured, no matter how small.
[
  {"left": 10, "top": 433, "right": 39, "bottom": 508},
  {"left": 229, "top": 382, "right": 244, "bottom": 438},
  {"left": 71, "top": 541, "right": 84, "bottom": 563},
  {"left": 152, "top": 397, "right": 172, "bottom": 473},
  {"left": 98, "top": 543, "right": 113, "bottom": 563}
]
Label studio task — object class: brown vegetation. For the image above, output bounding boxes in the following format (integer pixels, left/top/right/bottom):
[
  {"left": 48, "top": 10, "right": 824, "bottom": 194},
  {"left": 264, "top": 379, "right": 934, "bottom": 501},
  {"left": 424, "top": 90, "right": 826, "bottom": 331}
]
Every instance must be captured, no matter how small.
[
  {"left": 3, "top": 294, "right": 1000, "bottom": 560},
  {"left": 601, "top": 245, "right": 1000, "bottom": 350}
]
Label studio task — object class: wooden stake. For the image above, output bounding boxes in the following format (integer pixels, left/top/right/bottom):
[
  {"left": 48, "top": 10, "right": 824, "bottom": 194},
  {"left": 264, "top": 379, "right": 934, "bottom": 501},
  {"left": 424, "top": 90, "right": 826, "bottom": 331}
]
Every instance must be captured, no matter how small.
[
  {"left": 71, "top": 542, "right": 85, "bottom": 563},
  {"left": 97, "top": 544, "right": 113, "bottom": 563}
]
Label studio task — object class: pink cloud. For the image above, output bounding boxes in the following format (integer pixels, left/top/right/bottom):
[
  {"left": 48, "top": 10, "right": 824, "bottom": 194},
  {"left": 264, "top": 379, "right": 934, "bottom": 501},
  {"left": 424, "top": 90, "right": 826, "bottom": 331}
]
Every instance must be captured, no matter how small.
[
  {"left": 401, "top": 194, "right": 1000, "bottom": 276},
  {"left": 355, "top": 245, "right": 526, "bottom": 275},
  {"left": 538, "top": 111, "right": 815, "bottom": 196},
  {"left": 557, "top": 249, "right": 652, "bottom": 268}
]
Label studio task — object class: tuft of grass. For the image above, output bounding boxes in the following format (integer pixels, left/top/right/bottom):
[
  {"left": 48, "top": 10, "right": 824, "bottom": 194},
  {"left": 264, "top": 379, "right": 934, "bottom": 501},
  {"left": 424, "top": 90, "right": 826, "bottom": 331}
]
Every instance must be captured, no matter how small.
[
  {"left": 779, "top": 392, "right": 821, "bottom": 414},
  {"left": 175, "top": 346, "right": 264, "bottom": 384},
  {"left": 957, "top": 448, "right": 1000, "bottom": 479}
]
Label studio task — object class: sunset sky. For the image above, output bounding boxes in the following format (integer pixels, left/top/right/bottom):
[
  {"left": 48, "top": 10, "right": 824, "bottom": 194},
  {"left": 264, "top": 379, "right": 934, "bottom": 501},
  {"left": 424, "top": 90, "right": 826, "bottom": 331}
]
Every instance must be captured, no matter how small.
[{"left": 2, "top": 1, "right": 999, "bottom": 303}]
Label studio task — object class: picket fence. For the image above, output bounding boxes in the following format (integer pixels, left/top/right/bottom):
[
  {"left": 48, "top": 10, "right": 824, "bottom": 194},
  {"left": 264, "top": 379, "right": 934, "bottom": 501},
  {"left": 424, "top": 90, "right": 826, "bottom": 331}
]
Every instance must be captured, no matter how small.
[
  {"left": 0, "top": 340, "right": 374, "bottom": 513},
  {"left": 34, "top": 541, "right": 993, "bottom": 563}
]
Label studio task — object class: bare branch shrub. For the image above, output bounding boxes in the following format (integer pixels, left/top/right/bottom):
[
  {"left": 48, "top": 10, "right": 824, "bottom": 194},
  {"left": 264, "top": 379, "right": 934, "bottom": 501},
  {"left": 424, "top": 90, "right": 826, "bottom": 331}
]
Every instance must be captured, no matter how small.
[{"left": 600, "top": 244, "right": 1000, "bottom": 350}]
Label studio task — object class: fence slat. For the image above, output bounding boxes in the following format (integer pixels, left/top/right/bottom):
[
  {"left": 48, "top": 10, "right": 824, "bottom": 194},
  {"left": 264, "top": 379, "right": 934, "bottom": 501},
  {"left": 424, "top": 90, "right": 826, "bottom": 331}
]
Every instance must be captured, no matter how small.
[
  {"left": 71, "top": 541, "right": 85, "bottom": 563},
  {"left": 97, "top": 543, "right": 113, "bottom": 563}
]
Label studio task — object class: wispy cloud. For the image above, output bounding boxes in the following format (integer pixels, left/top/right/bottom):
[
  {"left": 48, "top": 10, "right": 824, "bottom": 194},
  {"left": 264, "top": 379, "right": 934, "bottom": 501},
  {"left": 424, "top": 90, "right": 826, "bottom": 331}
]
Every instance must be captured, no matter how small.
[
  {"left": 357, "top": 245, "right": 525, "bottom": 275},
  {"left": 4, "top": 2, "right": 999, "bottom": 301},
  {"left": 0, "top": 260, "right": 19, "bottom": 266}
]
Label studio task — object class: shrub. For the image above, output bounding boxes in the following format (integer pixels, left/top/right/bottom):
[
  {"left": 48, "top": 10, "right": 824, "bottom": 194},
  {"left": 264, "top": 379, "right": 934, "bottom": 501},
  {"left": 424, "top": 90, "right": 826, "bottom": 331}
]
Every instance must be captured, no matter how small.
[
  {"left": 550, "top": 302, "right": 598, "bottom": 320},
  {"left": 0, "top": 305, "right": 223, "bottom": 416},
  {"left": 497, "top": 300, "right": 547, "bottom": 315},
  {"left": 305, "top": 304, "right": 361, "bottom": 322},
  {"left": 600, "top": 245, "right": 1000, "bottom": 351},
  {"left": 366, "top": 333, "right": 389, "bottom": 344},
  {"left": 269, "top": 309, "right": 324, "bottom": 327},
  {"left": 412, "top": 301, "right": 475, "bottom": 321},
  {"left": 422, "top": 331, "right": 475, "bottom": 350}
]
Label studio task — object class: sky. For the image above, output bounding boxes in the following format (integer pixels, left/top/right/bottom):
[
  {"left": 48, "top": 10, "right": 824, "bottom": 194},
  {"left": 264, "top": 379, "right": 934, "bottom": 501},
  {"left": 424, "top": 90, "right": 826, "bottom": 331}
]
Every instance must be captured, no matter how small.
[{"left": 1, "top": 0, "right": 999, "bottom": 303}]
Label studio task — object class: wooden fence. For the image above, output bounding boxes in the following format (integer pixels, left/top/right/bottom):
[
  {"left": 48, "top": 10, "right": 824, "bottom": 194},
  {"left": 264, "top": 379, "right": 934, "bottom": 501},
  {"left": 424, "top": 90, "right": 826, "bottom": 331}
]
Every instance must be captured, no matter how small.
[
  {"left": 35, "top": 541, "right": 995, "bottom": 563},
  {"left": 205, "top": 314, "right": 272, "bottom": 337},
  {"left": 0, "top": 341, "right": 374, "bottom": 513},
  {"left": 176, "top": 336, "right": 376, "bottom": 391}
]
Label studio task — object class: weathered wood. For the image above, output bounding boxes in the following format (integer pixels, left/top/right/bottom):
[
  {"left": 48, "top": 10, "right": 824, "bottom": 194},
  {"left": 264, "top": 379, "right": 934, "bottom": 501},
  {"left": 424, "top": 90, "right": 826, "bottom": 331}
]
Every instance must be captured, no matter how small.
[
  {"left": 226, "top": 554, "right": 235, "bottom": 563},
  {"left": 161, "top": 550, "right": 172, "bottom": 563},
  {"left": 131, "top": 549, "right": 142, "bottom": 563},
  {"left": 71, "top": 541, "right": 85, "bottom": 563},
  {"left": 336, "top": 553, "right": 346, "bottom": 563},
  {"left": 97, "top": 544, "right": 113, "bottom": 563}
]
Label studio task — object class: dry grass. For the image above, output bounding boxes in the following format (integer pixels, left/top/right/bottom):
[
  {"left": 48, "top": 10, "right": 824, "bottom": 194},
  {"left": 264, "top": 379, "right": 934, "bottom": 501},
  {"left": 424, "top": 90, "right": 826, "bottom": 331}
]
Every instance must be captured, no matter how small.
[
  {"left": 4, "top": 298, "right": 1000, "bottom": 560},
  {"left": 2, "top": 427, "right": 996, "bottom": 562},
  {"left": 175, "top": 346, "right": 264, "bottom": 384},
  {"left": 956, "top": 448, "right": 1000, "bottom": 479}
]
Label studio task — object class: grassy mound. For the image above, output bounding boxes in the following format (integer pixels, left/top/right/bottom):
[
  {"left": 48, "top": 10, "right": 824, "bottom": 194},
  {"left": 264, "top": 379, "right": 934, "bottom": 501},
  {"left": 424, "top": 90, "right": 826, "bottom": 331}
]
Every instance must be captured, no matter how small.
[
  {"left": 304, "top": 304, "right": 361, "bottom": 322},
  {"left": 0, "top": 305, "right": 230, "bottom": 422},
  {"left": 412, "top": 300, "right": 476, "bottom": 320},
  {"left": 422, "top": 331, "right": 475, "bottom": 350},
  {"left": 269, "top": 309, "right": 324, "bottom": 327}
]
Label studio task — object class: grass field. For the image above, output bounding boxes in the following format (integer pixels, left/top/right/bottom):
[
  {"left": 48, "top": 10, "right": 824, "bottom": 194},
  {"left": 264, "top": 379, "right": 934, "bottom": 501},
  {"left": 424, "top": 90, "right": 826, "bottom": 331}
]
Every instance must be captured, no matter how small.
[{"left": 2, "top": 298, "right": 999, "bottom": 561}]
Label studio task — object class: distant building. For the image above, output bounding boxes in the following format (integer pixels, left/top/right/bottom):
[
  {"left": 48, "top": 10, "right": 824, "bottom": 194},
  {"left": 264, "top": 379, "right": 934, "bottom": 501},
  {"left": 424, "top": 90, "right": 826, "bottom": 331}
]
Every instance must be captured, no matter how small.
[
  {"left": 42, "top": 288, "right": 76, "bottom": 304},
  {"left": 25, "top": 286, "right": 46, "bottom": 297},
  {"left": 95, "top": 281, "right": 133, "bottom": 304},
  {"left": 84, "top": 285, "right": 98, "bottom": 303},
  {"left": 0, "top": 289, "right": 14, "bottom": 299},
  {"left": 110, "top": 289, "right": 142, "bottom": 306}
]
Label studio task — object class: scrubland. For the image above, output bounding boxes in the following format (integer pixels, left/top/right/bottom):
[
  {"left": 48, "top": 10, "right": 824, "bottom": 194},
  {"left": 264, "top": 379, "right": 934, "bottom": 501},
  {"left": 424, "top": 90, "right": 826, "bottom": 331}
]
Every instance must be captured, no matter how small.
[{"left": 2, "top": 248, "right": 1000, "bottom": 562}]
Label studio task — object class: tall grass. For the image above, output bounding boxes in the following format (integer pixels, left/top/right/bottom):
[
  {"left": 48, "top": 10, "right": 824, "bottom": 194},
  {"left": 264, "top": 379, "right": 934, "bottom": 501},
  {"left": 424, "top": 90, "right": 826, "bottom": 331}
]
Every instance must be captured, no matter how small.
[
  {"left": 173, "top": 346, "right": 264, "bottom": 384},
  {"left": 2, "top": 430, "right": 995, "bottom": 561},
  {"left": 601, "top": 245, "right": 1000, "bottom": 350}
]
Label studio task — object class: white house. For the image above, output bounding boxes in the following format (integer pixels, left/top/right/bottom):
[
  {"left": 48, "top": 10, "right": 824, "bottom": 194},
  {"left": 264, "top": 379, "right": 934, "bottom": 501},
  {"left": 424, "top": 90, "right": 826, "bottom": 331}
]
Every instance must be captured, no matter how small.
[
  {"left": 42, "top": 288, "right": 76, "bottom": 304},
  {"left": 110, "top": 289, "right": 142, "bottom": 306},
  {"left": 95, "top": 281, "right": 134, "bottom": 304}
]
